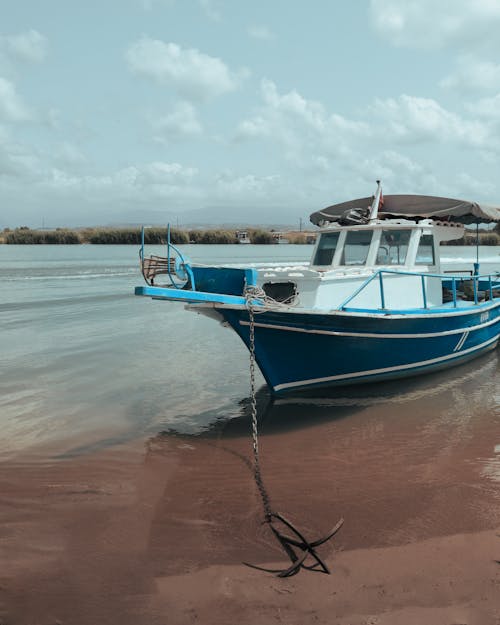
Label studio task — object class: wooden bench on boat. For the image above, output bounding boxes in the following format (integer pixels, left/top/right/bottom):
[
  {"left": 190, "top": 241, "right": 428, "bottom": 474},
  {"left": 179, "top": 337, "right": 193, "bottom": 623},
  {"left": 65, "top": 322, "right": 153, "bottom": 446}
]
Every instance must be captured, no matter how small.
[{"left": 141, "top": 255, "right": 176, "bottom": 285}]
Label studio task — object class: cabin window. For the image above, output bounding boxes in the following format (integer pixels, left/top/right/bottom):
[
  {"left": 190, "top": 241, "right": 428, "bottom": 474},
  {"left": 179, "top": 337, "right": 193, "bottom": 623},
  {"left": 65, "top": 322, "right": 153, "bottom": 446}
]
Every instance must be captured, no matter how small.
[
  {"left": 416, "top": 234, "right": 435, "bottom": 265},
  {"left": 376, "top": 229, "right": 411, "bottom": 265},
  {"left": 312, "top": 232, "right": 340, "bottom": 265},
  {"left": 340, "top": 230, "right": 373, "bottom": 266}
]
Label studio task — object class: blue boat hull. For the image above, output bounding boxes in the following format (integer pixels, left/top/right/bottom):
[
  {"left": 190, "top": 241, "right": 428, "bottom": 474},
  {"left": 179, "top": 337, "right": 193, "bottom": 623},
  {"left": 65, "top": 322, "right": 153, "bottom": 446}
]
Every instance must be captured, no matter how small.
[{"left": 218, "top": 303, "right": 500, "bottom": 395}]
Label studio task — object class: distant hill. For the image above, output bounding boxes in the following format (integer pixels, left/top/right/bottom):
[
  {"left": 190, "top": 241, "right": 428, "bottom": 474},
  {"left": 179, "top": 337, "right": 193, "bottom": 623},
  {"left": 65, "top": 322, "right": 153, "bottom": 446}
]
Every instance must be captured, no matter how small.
[{"left": 114, "top": 203, "right": 309, "bottom": 230}]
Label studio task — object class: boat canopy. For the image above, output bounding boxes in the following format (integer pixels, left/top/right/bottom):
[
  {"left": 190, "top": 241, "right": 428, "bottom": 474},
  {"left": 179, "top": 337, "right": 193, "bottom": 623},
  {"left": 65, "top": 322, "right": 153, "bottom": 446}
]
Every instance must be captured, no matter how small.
[{"left": 310, "top": 194, "right": 500, "bottom": 226}]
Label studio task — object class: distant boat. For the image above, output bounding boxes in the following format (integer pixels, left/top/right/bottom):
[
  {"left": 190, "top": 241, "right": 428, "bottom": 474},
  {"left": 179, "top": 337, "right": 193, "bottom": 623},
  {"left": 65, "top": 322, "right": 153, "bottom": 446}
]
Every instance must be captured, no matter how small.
[
  {"left": 236, "top": 230, "right": 251, "bottom": 244},
  {"left": 272, "top": 232, "right": 289, "bottom": 244},
  {"left": 136, "top": 182, "right": 500, "bottom": 395}
]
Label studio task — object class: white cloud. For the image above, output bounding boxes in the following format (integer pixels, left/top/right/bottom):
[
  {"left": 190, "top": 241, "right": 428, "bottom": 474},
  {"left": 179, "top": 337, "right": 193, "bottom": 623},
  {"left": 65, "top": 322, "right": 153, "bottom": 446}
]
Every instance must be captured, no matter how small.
[
  {"left": 1, "top": 30, "right": 48, "bottom": 63},
  {"left": 260, "top": 79, "right": 325, "bottom": 128},
  {"left": 126, "top": 38, "right": 245, "bottom": 101},
  {"left": 53, "top": 142, "right": 87, "bottom": 168},
  {"left": 233, "top": 79, "right": 500, "bottom": 203},
  {"left": 353, "top": 150, "right": 439, "bottom": 193},
  {"left": 0, "top": 77, "right": 33, "bottom": 122},
  {"left": 236, "top": 79, "right": 369, "bottom": 166},
  {"left": 369, "top": 94, "right": 490, "bottom": 148},
  {"left": 440, "top": 57, "right": 500, "bottom": 92},
  {"left": 467, "top": 93, "right": 500, "bottom": 119},
  {"left": 214, "top": 171, "right": 280, "bottom": 198},
  {"left": 45, "top": 161, "right": 199, "bottom": 199},
  {"left": 248, "top": 25, "right": 274, "bottom": 41},
  {"left": 135, "top": 161, "right": 198, "bottom": 184},
  {"left": 152, "top": 101, "right": 203, "bottom": 141},
  {"left": 370, "top": 0, "right": 500, "bottom": 49}
]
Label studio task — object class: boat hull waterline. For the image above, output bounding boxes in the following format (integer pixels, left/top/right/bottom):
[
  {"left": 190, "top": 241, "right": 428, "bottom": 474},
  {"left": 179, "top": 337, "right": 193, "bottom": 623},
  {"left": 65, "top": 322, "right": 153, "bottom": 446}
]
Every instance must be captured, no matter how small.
[{"left": 217, "top": 304, "right": 500, "bottom": 394}]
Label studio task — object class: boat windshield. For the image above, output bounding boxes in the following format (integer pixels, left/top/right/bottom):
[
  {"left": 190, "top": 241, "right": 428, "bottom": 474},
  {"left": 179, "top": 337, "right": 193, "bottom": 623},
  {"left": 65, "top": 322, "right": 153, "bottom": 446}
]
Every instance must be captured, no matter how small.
[
  {"left": 312, "top": 232, "right": 340, "bottom": 265},
  {"left": 340, "top": 230, "right": 373, "bottom": 266},
  {"left": 376, "top": 229, "right": 411, "bottom": 265}
]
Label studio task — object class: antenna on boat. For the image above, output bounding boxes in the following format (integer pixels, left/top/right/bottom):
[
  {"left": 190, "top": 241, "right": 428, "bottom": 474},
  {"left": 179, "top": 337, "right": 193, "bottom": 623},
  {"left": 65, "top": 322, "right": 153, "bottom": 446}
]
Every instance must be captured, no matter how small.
[{"left": 369, "top": 180, "right": 383, "bottom": 222}]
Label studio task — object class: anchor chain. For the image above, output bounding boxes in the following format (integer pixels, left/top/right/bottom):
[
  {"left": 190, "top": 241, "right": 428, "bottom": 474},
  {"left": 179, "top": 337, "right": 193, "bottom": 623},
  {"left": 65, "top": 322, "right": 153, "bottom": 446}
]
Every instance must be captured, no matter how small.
[
  {"left": 247, "top": 287, "right": 273, "bottom": 522},
  {"left": 244, "top": 286, "right": 344, "bottom": 577}
]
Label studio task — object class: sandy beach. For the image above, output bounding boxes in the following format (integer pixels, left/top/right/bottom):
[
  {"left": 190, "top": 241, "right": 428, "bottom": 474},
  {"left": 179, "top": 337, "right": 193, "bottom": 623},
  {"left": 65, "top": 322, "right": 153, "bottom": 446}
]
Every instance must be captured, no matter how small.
[{"left": 2, "top": 388, "right": 500, "bottom": 625}]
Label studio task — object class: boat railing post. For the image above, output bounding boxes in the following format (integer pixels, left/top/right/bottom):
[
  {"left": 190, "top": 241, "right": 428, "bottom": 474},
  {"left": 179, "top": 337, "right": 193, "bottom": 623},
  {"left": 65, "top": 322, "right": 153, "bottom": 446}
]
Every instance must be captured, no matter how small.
[
  {"left": 338, "top": 271, "right": 378, "bottom": 310},
  {"left": 489, "top": 274, "right": 493, "bottom": 301},
  {"left": 421, "top": 275, "right": 427, "bottom": 309},
  {"left": 378, "top": 271, "right": 386, "bottom": 309},
  {"left": 473, "top": 274, "right": 478, "bottom": 305},
  {"left": 140, "top": 226, "right": 145, "bottom": 261},
  {"left": 452, "top": 277, "right": 457, "bottom": 308},
  {"left": 166, "top": 223, "right": 178, "bottom": 289}
]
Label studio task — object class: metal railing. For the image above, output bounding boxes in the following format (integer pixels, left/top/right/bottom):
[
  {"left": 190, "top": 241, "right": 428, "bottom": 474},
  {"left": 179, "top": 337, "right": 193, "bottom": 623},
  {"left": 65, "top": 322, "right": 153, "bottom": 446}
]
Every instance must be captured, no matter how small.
[
  {"left": 140, "top": 225, "right": 195, "bottom": 290},
  {"left": 338, "top": 268, "right": 500, "bottom": 311}
]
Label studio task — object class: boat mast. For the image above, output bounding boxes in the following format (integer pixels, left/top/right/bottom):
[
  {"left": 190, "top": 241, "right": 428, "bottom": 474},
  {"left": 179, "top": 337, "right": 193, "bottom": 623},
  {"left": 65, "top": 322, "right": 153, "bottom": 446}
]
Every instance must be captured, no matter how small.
[{"left": 369, "top": 180, "right": 383, "bottom": 222}]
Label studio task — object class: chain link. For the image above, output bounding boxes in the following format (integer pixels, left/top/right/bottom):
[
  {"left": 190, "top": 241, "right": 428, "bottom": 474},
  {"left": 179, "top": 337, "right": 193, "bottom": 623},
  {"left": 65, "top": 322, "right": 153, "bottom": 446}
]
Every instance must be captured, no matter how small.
[{"left": 245, "top": 286, "right": 273, "bottom": 521}]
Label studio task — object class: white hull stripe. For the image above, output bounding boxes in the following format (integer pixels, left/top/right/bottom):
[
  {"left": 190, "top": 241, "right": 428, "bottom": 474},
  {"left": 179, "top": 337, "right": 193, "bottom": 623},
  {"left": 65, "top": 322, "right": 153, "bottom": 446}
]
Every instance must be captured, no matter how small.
[
  {"left": 453, "top": 330, "right": 469, "bottom": 352},
  {"left": 239, "top": 315, "right": 500, "bottom": 339},
  {"left": 273, "top": 335, "right": 500, "bottom": 392},
  {"left": 205, "top": 299, "right": 500, "bottom": 320}
]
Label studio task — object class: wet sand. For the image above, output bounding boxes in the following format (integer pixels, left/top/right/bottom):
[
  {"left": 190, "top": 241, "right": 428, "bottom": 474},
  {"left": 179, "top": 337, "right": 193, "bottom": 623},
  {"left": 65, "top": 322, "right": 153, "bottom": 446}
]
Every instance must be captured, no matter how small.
[{"left": 2, "top": 358, "right": 500, "bottom": 624}]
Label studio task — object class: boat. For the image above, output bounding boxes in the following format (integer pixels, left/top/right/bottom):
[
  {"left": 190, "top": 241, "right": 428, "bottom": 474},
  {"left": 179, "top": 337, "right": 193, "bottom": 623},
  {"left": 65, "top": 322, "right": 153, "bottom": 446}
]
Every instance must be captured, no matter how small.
[
  {"left": 236, "top": 230, "right": 251, "bottom": 244},
  {"left": 135, "top": 182, "right": 500, "bottom": 395},
  {"left": 272, "top": 231, "right": 289, "bottom": 244}
]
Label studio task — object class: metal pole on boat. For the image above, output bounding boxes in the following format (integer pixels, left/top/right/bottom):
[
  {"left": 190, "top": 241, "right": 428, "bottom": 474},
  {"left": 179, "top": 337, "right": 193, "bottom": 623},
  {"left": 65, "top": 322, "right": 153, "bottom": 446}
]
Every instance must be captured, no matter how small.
[
  {"left": 369, "top": 180, "right": 382, "bottom": 222},
  {"left": 167, "top": 223, "right": 171, "bottom": 270},
  {"left": 474, "top": 223, "right": 480, "bottom": 276}
]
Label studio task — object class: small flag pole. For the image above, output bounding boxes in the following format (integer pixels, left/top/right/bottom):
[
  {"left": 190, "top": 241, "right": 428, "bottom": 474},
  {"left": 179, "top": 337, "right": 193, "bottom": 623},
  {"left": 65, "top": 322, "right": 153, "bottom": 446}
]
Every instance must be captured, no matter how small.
[{"left": 369, "top": 180, "right": 383, "bottom": 222}]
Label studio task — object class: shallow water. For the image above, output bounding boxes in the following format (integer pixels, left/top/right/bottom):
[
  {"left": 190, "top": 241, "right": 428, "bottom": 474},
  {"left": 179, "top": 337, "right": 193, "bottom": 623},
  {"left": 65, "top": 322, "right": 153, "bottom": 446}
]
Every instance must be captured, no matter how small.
[
  {"left": 0, "top": 243, "right": 499, "bottom": 464},
  {"left": 0, "top": 244, "right": 312, "bottom": 458}
]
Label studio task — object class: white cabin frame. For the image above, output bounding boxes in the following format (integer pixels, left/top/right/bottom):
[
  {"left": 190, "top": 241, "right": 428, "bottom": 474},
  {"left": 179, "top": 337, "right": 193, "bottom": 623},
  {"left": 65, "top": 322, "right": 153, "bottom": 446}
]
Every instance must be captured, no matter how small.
[{"left": 255, "top": 219, "right": 465, "bottom": 311}]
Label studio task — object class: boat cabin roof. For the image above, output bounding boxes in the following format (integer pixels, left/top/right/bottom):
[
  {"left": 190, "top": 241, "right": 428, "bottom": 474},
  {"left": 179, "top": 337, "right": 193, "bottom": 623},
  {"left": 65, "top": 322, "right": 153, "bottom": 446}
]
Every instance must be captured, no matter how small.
[{"left": 310, "top": 194, "right": 500, "bottom": 226}]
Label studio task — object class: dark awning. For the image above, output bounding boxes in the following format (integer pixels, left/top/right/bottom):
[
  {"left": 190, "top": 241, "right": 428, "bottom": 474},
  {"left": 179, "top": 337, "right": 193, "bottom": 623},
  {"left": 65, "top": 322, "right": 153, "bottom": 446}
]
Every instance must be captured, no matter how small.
[{"left": 310, "top": 194, "right": 500, "bottom": 225}]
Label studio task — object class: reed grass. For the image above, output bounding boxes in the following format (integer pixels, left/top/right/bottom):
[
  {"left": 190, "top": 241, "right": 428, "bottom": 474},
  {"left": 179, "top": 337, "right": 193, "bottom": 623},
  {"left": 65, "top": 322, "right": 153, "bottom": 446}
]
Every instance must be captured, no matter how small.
[
  {"left": 442, "top": 232, "right": 500, "bottom": 246},
  {"left": 4, "top": 228, "right": 81, "bottom": 244},
  {"left": 3, "top": 226, "right": 498, "bottom": 245},
  {"left": 2, "top": 226, "right": 314, "bottom": 244}
]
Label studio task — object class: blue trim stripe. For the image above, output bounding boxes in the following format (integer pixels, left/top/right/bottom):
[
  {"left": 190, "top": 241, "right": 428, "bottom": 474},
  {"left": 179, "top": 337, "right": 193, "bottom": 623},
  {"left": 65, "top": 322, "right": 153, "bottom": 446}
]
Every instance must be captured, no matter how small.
[{"left": 135, "top": 285, "right": 262, "bottom": 307}]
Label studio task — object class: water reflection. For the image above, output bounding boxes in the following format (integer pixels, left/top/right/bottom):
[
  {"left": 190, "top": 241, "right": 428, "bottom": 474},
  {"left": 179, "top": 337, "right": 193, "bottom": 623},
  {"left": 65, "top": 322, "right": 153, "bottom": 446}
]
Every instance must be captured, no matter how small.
[
  {"left": 156, "top": 350, "right": 499, "bottom": 440},
  {"left": 143, "top": 350, "right": 500, "bottom": 560}
]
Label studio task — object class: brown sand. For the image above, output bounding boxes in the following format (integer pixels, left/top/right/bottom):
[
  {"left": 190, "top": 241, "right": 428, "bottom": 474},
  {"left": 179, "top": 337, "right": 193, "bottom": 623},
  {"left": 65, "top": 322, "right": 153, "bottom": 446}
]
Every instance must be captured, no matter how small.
[{"left": 2, "top": 393, "right": 500, "bottom": 625}]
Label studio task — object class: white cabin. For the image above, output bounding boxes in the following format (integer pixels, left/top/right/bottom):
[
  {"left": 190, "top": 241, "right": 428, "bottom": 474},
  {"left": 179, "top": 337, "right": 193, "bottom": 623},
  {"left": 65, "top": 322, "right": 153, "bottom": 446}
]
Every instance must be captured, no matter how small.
[{"left": 255, "top": 219, "right": 464, "bottom": 311}]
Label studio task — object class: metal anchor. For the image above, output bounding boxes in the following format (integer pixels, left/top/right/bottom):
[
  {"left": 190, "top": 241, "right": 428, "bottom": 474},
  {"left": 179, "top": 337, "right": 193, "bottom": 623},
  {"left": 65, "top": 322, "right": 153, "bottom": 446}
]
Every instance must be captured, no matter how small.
[{"left": 244, "top": 513, "right": 344, "bottom": 577}]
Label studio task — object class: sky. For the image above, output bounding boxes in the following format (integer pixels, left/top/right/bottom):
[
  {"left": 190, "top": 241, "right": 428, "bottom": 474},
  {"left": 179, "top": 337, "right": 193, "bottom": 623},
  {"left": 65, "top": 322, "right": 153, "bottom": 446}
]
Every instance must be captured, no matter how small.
[{"left": 2, "top": 0, "right": 500, "bottom": 228}]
